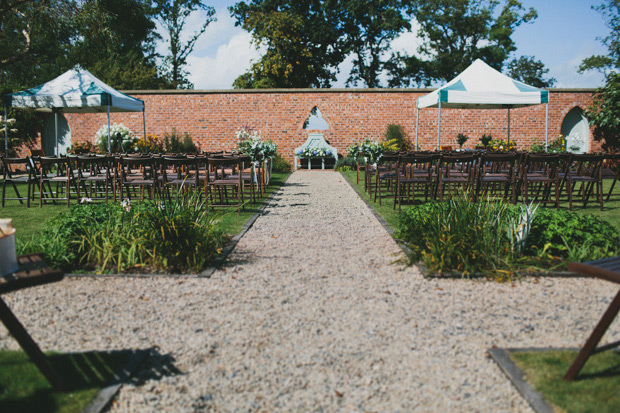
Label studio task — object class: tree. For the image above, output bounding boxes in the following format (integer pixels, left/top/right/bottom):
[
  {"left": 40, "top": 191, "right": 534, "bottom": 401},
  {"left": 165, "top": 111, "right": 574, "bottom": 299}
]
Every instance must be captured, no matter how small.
[
  {"left": 389, "top": 0, "right": 538, "bottom": 87},
  {"left": 153, "top": 0, "right": 216, "bottom": 89},
  {"left": 338, "top": 0, "right": 411, "bottom": 88},
  {"left": 579, "top": 0, "right": 620, "bottom": 74},
  {"left": 230, "top": 0, "right": 345, "bottom": 88},
  {"left": 506, "top": 56, "right": 556, "bottom": 88},
  {"left": 581, "top": 1, "right": 620, "bottom": 150}
]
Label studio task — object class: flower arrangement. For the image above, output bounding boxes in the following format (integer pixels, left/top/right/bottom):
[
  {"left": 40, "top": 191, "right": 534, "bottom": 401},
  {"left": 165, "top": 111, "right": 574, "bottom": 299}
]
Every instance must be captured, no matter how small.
[
  {"left": 548, "top": 134, "right": 567, "bottom": 153},
  {"left": 487, "top": 138, "right": 517, "bottom": 151},
  {"left": 95, "top": 123, "right": 137, "bottom": 153},
  {"left": 347, "top": 142, "right": 360, "bottom": 158},
  {"left": 136, "top": 134, "right": 164, "bottom": 153},
  {"left": 236, "top": 126, "right": 278, "bottom": 161},
  {"left": 296, "top": 147, "right": 334, "bottom": 158},
  {"left": 358, "top": 139, "right": 384, "bottom": 164}
]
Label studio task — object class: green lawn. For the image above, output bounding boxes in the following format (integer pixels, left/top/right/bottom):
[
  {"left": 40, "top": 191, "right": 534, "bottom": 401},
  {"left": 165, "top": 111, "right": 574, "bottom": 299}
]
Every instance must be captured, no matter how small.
[
  {"left": 512, "top": 350, "right": 620, "bottom": 413},
  {"left": 0, "top": 172, "right": 289, "bottom": 242},
  {"left": 340, "top": 170, "right": 620, "bottom": 232},
  {"left": 0, "top": 350, "right": 131, "bottom": 412}
]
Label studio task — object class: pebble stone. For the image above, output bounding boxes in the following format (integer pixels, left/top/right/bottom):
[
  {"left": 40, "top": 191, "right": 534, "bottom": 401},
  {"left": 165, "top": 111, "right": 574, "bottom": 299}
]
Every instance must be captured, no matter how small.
[{"left": 1, "top": 170, "right": 619, "bottom": 412}]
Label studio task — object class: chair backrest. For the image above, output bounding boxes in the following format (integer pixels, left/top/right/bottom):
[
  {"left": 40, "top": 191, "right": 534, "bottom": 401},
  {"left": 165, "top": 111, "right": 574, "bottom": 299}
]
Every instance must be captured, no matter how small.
[
  {"left": 29, "top": 149, "right": 45, "bottom": 157},
  {"left": 572, "top": 154, "right": 604, "bottom": 177},
  {"left": 479, "top": 153, "right": 517, "bottom": 175},
  {"left": 1, "top": 157, "right": 31, "bottom": 179},
  {"left": 76, "top": 156, "right": 111, "bottom": 178},
  {"left": 521, "top": 154, "right": 560, "bottom": 179},
  {"left": 37, "top": 156, "right": 71, "bottom": 178},
  {"left": 118, "top": 156, "right": 157, "bottom": 182},
  {"left": 207, "top": 157, "right": 241, "bottom": 181}
]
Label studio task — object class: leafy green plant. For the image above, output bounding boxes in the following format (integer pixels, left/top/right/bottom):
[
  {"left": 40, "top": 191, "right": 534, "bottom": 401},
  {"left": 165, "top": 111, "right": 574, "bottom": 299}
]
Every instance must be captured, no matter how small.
[
  {"left": 456, "top": 133, "right": 469, "bottom": 149},
  {"left": 397, "top": 193, "right": 517, "bottom": 279},
  {"left": 480, "top": 134, "right": 493, "bottom": 147},
  {"left": 527, "top": 208, "right": 620, "bottom": 258},
  {"left": 163, "top": 129, "right": 198, "bottom": 153},
  {"left": 383, "top": 124, "right": 409, "bottom": 150},
  {"left": 335, "top": 156, "right": 358, "bottom": 171},
  {"left": 272, "top": 153, "right": 292, "bottom": 172},
  {"left": 396, "top": 191, "right": 620, "bottom": 279},
  {"left": 18, "top": 190, "right": 227, "bottom": 273},
  {"left": 529, "top": 138, "right": 546, "bottom": 153}
]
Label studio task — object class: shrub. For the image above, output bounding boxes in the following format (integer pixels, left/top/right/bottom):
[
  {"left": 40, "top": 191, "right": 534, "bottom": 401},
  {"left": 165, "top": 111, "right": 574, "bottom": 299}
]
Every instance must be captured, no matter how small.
[
  {"left": 527, "top": 208, "right": 620, "bottom": 260},
  {"left": 384, "top": 124, "right": 410, "bottom": 150},
  {"left": 272, "top": 153, "right": 292, "bottom": 172},
  {"left": 335, "top": 156, "right": 357, "bottom": 171},
  {"left": 18, "top": 190, "right": 227, "bottom": 273},
  {"left": 163, "top": 129, "right": 198, "bottom": 153}
]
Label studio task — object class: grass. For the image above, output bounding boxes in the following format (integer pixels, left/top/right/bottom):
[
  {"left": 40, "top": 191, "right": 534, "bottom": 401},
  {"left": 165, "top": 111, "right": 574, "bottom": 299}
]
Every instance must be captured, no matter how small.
[
  {"left": 340, "top": 170, "right": 620, "bottom": 232},
  {"left": 0, "top": 172, "right": 289, "bottom": 242},
  {"left": 512, "top": 350, "right": 620, "bottom": 412},
  {"left": 0, "top": 350, "right": 131, "bottom": 412}
]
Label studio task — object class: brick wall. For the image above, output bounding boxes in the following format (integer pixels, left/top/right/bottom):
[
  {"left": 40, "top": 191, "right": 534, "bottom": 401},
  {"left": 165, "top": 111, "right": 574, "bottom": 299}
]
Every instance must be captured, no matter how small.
[{"left": 64, "top": 88, "right": 598, "bottom": 162}]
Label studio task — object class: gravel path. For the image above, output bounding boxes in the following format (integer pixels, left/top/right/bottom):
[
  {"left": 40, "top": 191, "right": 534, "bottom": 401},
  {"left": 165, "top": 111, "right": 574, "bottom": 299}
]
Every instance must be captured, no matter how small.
[{"left": 2, "top": 170, "right": 620, "bottom": 412}]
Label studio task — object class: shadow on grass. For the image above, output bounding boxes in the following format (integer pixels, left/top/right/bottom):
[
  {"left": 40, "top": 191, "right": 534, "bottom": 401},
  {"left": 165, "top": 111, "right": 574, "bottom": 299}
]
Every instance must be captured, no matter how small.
[{"left": 0, "top": 347, "right": 180, "bottom": 413}]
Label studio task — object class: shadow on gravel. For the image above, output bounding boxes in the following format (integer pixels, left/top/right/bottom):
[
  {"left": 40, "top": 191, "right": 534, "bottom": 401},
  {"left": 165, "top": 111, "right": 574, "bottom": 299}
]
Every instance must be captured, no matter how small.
[{"left": 126, "top": 348, "right": 182, "bottom": 386}]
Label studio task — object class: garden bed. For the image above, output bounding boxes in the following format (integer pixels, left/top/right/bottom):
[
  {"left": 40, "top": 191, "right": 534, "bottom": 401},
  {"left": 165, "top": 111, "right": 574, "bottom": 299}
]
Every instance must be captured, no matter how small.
[
  {"left": 341, "top": 170, "right": 620, "bottom": 280},
  {"left": 2, "top": 173, "right": 290, "bottom": 276}
]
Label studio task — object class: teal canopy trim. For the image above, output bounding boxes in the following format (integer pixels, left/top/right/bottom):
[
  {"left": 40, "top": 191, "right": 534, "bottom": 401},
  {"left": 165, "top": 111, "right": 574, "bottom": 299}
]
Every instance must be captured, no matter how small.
[
  {"left": 84, "top": 82, "right": 107, "bottom": 95},
  {"left": 11, "top": 84, "right": 44, "bottom": 97},
  {"left": 443, "top": 79, "right": 467, "bottom": 92},
  {"left": 512, "top": 80, "right": 541, "bottom": 93},
  {"left": 439, "top": 90, "right": 449, "bottom": 102},
  {"left": 100, "top": 93, "right": 112, "bottom": 106}
]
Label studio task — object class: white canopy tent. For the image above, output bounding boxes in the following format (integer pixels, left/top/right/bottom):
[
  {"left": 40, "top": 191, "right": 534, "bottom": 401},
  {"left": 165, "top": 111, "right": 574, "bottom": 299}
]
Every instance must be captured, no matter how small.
[
  {"left": 415, "top": 59, "right": 549, "bottom": 150},
  {"left": 3, "top": 66, "right": 146, "bottom": 155}
]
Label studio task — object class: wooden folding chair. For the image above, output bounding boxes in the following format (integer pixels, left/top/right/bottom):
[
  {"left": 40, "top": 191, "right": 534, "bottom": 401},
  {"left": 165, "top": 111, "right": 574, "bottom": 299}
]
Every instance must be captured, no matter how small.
[
  {"left": 475, "top": 153, "right": 518, "bottom": 203},
  {"left": 1, "top": 157, "right": 35, "bottom": 207},
  {"left": 36, "top": 157, "right": 79, "bottom": 207}
]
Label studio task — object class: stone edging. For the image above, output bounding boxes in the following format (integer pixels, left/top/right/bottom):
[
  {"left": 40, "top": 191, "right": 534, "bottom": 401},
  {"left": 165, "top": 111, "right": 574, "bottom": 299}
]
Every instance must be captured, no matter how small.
[
  {"left": 340, "top": 171, "right": 579, "bottom": 279},
  {"left": 82, "top": 348, "right": 150, "bottom": 413},
  {"left": 66, "top": 174, "right": 291, "bottom": 279}
]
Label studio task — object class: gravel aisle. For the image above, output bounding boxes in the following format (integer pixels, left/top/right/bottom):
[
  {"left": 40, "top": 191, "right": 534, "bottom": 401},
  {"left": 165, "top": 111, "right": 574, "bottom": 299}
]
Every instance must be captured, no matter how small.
[{"left": 1, "top": 170, "right": 619, "bottom": 412}]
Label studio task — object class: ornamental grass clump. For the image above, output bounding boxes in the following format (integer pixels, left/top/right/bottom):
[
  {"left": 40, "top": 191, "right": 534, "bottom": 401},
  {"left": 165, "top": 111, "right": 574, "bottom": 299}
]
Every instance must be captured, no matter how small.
[
  {"left": 397, "top": 193, "right": 518, "bottom": 279},
  {"left": 18, "top": 190, "right": 227, "bottom": 273},
  {"left": 397, "top": 192, "right": 620, "bottom": 280}
]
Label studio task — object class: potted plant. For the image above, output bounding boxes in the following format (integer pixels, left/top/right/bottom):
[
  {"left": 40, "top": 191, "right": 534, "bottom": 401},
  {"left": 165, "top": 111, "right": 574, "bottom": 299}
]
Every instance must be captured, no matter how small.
[{"left": 456, "top": 133, "right": 469, "bottom": 150}]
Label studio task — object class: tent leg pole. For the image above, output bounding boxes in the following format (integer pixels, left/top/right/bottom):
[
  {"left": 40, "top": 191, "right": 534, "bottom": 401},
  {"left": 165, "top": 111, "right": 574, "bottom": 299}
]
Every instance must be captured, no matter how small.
[
  {"left": 107, "top": 105, "right": 111, "bottom": 154},
  {"left": 437, "top": 101, "right": 442, "bottom": 151},
  {"left": 143, "top": 110, "right": 147, "bottom": 154},
  {"left": 545, "top": 102, "right": 549, "bottom": 153},
  {"left": 54, "top": 111, "right": 58, "bottom": 156},
  {"left": 507, "top": 108, "right": 511, "bottom": 145},
  {"left": 415, "top": 104, "right": 419, "bottom": 150},
  {"left": 4, "top": 106, "right": 8, "bottom": 155}
]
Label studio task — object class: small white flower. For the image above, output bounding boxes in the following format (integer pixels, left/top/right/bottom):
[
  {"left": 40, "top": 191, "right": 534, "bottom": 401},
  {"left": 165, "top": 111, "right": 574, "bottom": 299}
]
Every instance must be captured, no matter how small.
[{"left": 80, "top": 197, "right": 92, "bottom": 204}]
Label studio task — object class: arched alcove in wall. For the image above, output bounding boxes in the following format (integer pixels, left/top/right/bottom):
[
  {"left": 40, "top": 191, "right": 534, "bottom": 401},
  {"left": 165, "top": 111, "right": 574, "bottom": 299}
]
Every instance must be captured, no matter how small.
[
  {"left": 303, "top": 106, "right": 329, "bottom": 130},
  {"left": 560, "top": 107, "right": 589, "bottom": 153},
  {"left": 42, "top": 113, "right": 71, "bottom": 156}
]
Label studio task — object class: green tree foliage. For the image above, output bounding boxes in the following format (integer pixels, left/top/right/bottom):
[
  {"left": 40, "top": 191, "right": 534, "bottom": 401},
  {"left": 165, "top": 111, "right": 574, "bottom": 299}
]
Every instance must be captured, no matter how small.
[
  {"left": 579, "top": 0, "right": 620, "bottom": 74},
  {"left": 506, "top": 55, "right": 556, "bottom": 88},
  {"left": 388, "top": 0, "right": 538, "bottom": 87},
  {"left": 339, "top": 0, "right": 410, "bottom": 88},
  {"left": 0, "top": 0, "right": 168, "bottom": 154},
  {"left": 581, "top": 1, "right": 620, "bottom": 151},
  {"left": 153, "top": 0, "right": 216, "bottom": 89},
  {"left": 230, "top": 0, "right": 344, "bottom": 88}
]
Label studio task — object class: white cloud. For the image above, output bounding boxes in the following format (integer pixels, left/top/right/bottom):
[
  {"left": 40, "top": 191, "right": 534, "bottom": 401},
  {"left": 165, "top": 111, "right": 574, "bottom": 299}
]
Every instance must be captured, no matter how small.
[{"left": 187, "top": 31, "right": 262, "bottom": 89}]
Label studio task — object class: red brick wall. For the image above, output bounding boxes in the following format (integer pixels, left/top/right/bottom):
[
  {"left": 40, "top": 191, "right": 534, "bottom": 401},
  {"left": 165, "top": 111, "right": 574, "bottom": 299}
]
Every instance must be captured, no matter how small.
[{"left": 65, "top": 88, "right": 598, "bottom": 162}]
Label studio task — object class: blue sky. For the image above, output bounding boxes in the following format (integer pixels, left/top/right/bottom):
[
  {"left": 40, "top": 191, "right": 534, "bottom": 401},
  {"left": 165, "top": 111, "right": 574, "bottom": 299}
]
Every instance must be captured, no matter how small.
[{"left": 163, "top": 1, "right": 609, "bottom": 89}]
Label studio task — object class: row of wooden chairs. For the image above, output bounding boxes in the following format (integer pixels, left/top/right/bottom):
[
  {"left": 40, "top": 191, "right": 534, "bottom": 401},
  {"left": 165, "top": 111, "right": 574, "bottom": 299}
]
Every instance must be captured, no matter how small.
[
  {"left": 1, "top": 154, "right": 267, "bottom": 212},
  {"left": 358, "top": 152, "right": 620, "bottom": 211}
]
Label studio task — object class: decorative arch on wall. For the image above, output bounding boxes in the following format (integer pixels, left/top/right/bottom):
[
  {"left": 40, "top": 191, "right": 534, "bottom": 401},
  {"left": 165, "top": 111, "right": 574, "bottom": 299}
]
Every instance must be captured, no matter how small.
[
  {"left": 561, "top": 106, "right": 589, "bottom": 153},
  {"left": 302, "top": 106, "right": 329, "bottom": 130}
]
